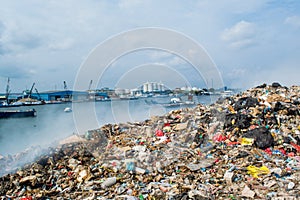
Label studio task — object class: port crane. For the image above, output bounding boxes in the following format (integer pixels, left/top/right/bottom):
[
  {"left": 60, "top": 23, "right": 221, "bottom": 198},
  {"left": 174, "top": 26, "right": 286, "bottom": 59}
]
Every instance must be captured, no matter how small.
[
  {"left": 5, "top": 78, "right": 11, "bottom": 104},
  {"left": 63, "top": 81, "right": 68, "bottom": 90},
  {"left": 63, "top": 81, "right": 71, "bottom": 101},
  {"left": 35, "top": 88, "right": 42, "bottom": 100},
  {"left": 88, "top": 80, "right": 93, "bottom": 91},
  {"left": 28, "top": 83, "right": 35, "bottom": 98}
]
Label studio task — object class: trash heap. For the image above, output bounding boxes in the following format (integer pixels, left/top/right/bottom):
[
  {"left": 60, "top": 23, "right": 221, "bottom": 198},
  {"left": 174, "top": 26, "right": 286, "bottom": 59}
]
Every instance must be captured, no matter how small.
[{"left": 1, "top": 83, "right": 300, "bottom": 199}]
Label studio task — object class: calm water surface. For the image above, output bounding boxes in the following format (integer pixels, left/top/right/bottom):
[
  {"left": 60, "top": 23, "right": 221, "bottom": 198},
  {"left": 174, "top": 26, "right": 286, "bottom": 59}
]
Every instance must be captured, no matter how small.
[{"left": 0, "top": 96, "right": 215, "bottom": 156}]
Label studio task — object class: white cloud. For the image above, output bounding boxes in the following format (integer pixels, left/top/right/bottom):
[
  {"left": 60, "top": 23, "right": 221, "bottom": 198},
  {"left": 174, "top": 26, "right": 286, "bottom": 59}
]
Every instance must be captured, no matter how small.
[
  {"left": 227, "top": 68, "right": 247, "bottom": 78},
  {"left": 28, "top": 69, "right": 37, "bottom": 75},
  {"left": 118, "top": 0, "right": 146, "bottom": 9},
  {"left": 48, "top": 38, "right": 74, "bottom": 51},
  {"left": 285, "top": 15, "right": 300, "bottom": 28},
  {"left": 166, "top": 56, "right": 186, "bottom": 66},
  {"left": 221, "top": 21, "right": 257, "bottom": 48},
  {"left": 146, "top": 51, "right": 187, "bottom": 66},
  {"left": 147, "top": 51, "right": 173, "bottom": 60},
  {"left": 196, "top": 0, "right": 269, "bottom": 14}
]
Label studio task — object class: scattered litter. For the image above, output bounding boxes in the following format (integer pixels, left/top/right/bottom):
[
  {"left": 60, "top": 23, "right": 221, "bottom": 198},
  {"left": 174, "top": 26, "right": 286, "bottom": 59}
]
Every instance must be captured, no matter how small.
[{"left": 1, "top": 83, "right": 300, "bottom": 199}]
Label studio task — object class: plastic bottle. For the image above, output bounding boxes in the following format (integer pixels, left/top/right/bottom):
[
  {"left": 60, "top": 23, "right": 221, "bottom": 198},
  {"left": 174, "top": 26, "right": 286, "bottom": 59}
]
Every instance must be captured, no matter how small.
[{"left": 101, "top": 177, "right": 117, "bottom": 189}]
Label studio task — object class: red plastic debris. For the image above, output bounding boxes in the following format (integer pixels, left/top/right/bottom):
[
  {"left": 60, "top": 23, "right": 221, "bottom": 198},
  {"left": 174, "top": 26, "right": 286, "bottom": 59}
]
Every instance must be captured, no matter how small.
[
  {"left": 249, "top": 125, "right": 258, "bottom": 130},
  {"left": 213, "top": 133, "right": 227, "bottom": 142},
  {"left": 291, "top": 143, "right": 300, "bottom": 152},
  {"left": 264, "top": 148, "right": 272, "bottom": 155},
  {"left": 279, "top": 148, "right": 286, "bottom": 155},
  {"left": 68, "top": 171, "right": 73, "bottom": 177},
  {"left": 288, "top": 152, "right": 295, "bottom": 157},
  {"left": 155, "top": 130, "right": 164, "bottom": 137},
  {"left": 163, "top": 123, "right": 170, "bottom": 127},
  {"left": 21, "top": 197, "right": 32, "bottom": 200},
  {"left": 227, "top": 141, "right": 240, "bottom": 146}
]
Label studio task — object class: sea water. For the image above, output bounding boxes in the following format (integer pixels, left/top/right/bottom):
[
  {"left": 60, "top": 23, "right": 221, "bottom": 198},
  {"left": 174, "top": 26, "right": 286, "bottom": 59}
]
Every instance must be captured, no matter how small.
[{"left": 0, "top": 95, "right": 214, "bottom": 156}]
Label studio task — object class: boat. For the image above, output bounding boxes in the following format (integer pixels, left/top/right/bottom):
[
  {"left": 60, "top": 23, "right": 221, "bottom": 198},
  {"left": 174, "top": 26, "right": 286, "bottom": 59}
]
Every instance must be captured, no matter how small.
[
  {"left": 163, "top": 97, "right": 196, "bottom": 108},
  {"left": 17, "top": 83, "right": 46, "bottom": 106},
  {"left": 95, "top": 97, "right": 111, "bottom": 102},
  {"left": 220, "top": 90, "right": 235, "bottom": 98},
  {"left": 145, "top": 96, "right": 196, "bottom": 108},
  {"left": 44, "top": 100, "right": 64, "bottom": 104},
  {"left": 119, "top": 96, "right": 138, "bottom": 100},
  {"left": 0, "top": 101, "right": 21, "bottom": 108},
  {"left": 17, "top": 98, "right": 45, "bottom": 106},
  {"left": 0, "top": 109, "right": 37, "bottom": 118},
  {"left": 64, "top": 107, "right": 72, "bottom": 112}
]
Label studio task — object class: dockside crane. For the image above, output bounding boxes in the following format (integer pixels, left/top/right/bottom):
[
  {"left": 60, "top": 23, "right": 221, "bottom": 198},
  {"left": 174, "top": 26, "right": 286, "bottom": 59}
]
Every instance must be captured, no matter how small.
[
  {"left": 63, "top": 80, "right": 71, "bottom": 101},
  {"left": 63, "top": 81, "right": 68, "bottom": 90},
  {"left": 28, "top": 83, "right": 35, "bottom": 98},
  {"left": 88, "top": 80, "right": 93, "bottom": 91},
  {"left": 35, "top": 88, "right": 42, "bottom": 100},
  {"left": 5, "top": 78, "right": 11, "bottom": 104}
]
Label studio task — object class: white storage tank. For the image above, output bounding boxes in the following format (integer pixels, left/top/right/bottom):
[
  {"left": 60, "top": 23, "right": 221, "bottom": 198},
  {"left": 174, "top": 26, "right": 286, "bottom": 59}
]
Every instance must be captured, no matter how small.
[
  {"left": 143, "top": 83, "right": 148, "bottom": 93},
  {"left": 148, "top": 82, "right": 153, "bottom": 92}
]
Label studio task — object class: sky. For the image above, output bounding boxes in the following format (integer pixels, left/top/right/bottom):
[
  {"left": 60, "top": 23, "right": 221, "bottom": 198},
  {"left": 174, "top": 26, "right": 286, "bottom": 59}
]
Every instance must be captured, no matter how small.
[{"left": 0, "top": 0, "right": 300, "bottom": 92}]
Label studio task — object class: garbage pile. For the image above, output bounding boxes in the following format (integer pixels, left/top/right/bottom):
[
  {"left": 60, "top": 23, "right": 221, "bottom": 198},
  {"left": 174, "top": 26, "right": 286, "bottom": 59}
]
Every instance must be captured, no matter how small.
[{"left": 1, "top": 83, "right": 300, "bottom": 199}]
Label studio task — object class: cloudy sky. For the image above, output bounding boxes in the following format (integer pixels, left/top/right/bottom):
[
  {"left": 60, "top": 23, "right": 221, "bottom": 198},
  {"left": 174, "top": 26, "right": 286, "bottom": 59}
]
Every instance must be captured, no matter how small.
[{"left": 0, "top": 0, "right": 300, "bottom": 92}]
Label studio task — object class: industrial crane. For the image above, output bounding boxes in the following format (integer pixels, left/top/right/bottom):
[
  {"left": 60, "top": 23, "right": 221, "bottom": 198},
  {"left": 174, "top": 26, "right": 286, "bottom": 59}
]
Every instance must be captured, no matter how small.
[
  {"left": 35, "top": 88, "right": 42, "bottom": 100},
  {"left": 63, "top": 81, "right": 68, "bottom": 90},
  {"left": 5, "top": 78, "right": 11, "bottom": 104},
  {"left": 28, "top": 83, "right": 35, "bottom": 98},
  {"left": 88, "top": 80, "right": 93, "bottom": 91},
  {"left": 63, "top": 80, "right": 71, "bottom": 101}
]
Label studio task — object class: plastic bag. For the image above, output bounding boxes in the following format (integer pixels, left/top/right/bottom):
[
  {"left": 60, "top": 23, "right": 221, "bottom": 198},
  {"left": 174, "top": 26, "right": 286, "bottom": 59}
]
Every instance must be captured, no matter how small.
[
  {"left": 247, "top": 165, "right": 270, "bottom": 178},
  {"left": 241, "top": 138, "right": 254, "bottom": 145}
]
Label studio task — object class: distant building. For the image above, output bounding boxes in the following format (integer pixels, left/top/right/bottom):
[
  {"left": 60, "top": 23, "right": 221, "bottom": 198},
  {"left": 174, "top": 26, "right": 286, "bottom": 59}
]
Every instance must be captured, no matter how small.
[
  {"left": 141, "top": 82, "right": 167, "bottom": 94},
  {"left": 88, "top": 90, "right": 109, "bottom": 100},
  {"left": 97, "top": 88, "right": 115, "bottom": 97},
  {"left": 115, "top": 88, "right": 127, "bottom": 95},
  {"left": 130, "top": 88, "right": 142, "bottom": 97}
]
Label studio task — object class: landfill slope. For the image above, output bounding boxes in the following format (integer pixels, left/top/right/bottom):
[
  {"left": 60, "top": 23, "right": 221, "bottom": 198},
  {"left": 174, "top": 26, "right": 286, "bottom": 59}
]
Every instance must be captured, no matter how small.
[{"left": 1, "top": 83, "right": 300, "bottom": 199}]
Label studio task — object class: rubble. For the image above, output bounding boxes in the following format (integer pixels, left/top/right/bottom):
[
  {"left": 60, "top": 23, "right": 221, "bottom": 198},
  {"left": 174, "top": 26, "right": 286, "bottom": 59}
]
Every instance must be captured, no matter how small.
[{"left": 1, "top": 83, "right": 300, "bottom": 199}]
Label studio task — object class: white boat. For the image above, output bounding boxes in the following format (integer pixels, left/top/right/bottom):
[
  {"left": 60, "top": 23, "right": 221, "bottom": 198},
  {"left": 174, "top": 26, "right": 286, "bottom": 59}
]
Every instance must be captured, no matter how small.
[
  {"left": 170, "top": 97, "right": 181, "bottom": 104},
  {"left": 146, "top": 96, "right": 196, "bottom": 108},
  {"left": 221, "top": 90, "right": 234, "bottom": 98},
  {"left": 64, "top": 107, "right": 72, "bottom": 112}
]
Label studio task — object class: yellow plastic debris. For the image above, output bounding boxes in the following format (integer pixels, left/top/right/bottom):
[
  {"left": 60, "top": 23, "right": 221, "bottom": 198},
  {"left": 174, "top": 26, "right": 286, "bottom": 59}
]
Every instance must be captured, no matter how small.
[
  {"left": 231, "top": 119, "right": 235, "bottom": 125},
  {"left": 228, "top": 105, "right": 236, "bottom": 113},
  {"left": 247, "top": 165, "right": 270, "bottom": 178},
  {"left": 241, "top": 138, "right": 254, "bottom": 145}
]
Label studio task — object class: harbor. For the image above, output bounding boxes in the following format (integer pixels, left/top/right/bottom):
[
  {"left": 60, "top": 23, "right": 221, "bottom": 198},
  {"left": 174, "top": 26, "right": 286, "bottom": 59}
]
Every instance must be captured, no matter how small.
[{"left": 1, "top": 79, "right": 235, "bottom": 106}]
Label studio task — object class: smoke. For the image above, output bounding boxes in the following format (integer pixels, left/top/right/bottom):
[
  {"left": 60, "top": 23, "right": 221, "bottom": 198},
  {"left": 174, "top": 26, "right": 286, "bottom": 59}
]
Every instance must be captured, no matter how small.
[{"left": 0, "top": 104, "right": 75, "bottom": 176}]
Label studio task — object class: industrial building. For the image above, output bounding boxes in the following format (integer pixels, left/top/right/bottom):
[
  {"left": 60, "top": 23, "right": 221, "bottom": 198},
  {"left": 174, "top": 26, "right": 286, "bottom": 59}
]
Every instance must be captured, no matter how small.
[
  {"left": 30, "top": 90, "right": 89, "bottom": 101},
  {"left": 142, "top": 82, "right": 166, "bottom": 93},
  {"left": 29, "top": 90, "right": 104, "bottom": 101}
]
